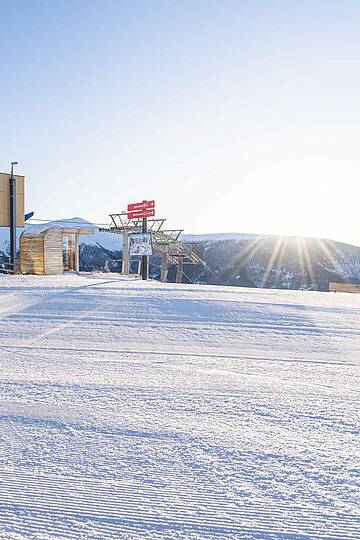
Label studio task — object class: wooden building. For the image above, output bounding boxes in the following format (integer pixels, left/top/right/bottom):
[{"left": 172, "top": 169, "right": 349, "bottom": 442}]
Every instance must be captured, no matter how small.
[
  {"left": 0, "top": 172, "right": 25, "bottom": 227},
  {"left": 20, "top": 222, "right": 94, "bottom": 275}
]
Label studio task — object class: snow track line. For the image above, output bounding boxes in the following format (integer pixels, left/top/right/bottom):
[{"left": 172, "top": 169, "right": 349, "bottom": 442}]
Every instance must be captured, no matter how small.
[
  {"left": 0, "top": 486, "right": 357, "bottom": 540},
  {"left": 0, "top": 505, "right": 357, "bottom": 540},
  {"left": 3, "top": 343, "right": 352, "bottom": 366},
  {"left": 6, "top": 311, "right": 360, "bottom": 337}
]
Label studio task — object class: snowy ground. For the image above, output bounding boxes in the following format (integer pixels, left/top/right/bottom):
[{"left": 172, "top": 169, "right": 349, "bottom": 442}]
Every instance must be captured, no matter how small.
[{"left": 0, "top": 273, "right": 359, "bottom": 539}]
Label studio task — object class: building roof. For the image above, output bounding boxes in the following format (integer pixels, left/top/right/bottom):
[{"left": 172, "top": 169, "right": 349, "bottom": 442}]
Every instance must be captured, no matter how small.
[{"left": 22, "top": 218, "right": 95, "bottom": 237}]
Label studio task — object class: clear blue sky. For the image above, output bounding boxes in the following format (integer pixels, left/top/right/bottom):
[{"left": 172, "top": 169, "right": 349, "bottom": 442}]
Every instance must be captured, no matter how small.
[{"left": 1, "top": 0, "right": 360, "bottom": 244}]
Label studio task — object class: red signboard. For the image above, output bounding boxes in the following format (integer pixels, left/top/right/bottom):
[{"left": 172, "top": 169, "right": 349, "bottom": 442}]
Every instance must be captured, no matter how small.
[
  {"left": 128, "top": 208, "right": 155, "bottom": 220},
  {"left": 127, "top": 200, "right": 155, "bottom": 212},
  {"left": 127, "top": 200, "right": 155, "bottom": 220}
]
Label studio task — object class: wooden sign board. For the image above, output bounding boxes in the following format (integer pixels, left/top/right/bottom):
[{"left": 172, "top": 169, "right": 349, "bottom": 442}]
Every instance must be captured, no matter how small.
[{"left": 0, "top": 172, "right": 25, "bottom": 227}]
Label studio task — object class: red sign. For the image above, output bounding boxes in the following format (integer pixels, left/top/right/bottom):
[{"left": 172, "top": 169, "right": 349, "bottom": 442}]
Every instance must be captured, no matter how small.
[
  {"left": 127, "top": 200, "right": 155, "bottom": 212},
  {"left": 127, "top": 200, "right": 155, "bottom": 220},
  {"left": 128, "top": 208, "right": 155, "bottom": 220}
]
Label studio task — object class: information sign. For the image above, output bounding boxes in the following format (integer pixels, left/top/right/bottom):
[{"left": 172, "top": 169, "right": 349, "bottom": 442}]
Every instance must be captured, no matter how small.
[{"left": 128, "top": 232, "right": 153, "bottom": 256}]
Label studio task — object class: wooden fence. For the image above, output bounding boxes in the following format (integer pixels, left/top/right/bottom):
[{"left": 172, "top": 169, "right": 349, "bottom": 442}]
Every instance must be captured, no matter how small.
[
  {"left": 0, "top": 259, "right": 17, "bottom": 274},
  {"left": 329, "top": 282, "right": 360, "bottom": 293}
]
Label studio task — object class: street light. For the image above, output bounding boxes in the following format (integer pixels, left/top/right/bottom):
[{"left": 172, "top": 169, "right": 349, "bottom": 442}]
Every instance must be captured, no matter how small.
[
  {"left": 11, "top": 161, "right": 18, "bottom": 177},
  {"left": 9, "top": 161, "right": 18, "bottom": 269}
]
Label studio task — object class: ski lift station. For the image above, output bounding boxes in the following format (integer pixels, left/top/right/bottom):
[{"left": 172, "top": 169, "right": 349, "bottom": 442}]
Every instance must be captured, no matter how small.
[{"left": 19, "top": 221, "right": 95, "bottom": 275}]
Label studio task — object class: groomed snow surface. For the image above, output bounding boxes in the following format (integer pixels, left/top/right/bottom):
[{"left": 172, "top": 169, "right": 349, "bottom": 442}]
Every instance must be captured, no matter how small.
[{"left": 0, "top": 274, "right": 359, "bottom": 540}]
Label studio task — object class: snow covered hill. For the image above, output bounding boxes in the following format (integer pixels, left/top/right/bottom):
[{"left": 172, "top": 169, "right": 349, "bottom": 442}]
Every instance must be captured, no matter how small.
[
  {"left": 188, "top": 235, "right": 360, "bottom": 290},
  {"left": 0, "top": 274, "right": 359, "bottom": 539},
  {"left": 181, "top": 232, "right": 259, "bottom": 242}
]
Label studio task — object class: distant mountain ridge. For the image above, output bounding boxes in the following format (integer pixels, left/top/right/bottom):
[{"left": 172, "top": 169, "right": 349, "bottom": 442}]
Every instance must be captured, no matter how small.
[
  {"left": 182, "top": 235, "right": 360, "bottom": 291},
  {"left": 181, "top": 232, "right": 259, "bottom": 242}
]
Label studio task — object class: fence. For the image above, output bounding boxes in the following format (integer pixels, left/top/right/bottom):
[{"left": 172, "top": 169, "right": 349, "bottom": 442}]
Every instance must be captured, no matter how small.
[
  {"left": 0, "top": 258, "right": 17, "bottom": 274},
  {"left": 329, "top": 282, "right": 360, "bottom": 293},
  {"left": 104, "top": 258, "right": 142, "bottom": 276}
]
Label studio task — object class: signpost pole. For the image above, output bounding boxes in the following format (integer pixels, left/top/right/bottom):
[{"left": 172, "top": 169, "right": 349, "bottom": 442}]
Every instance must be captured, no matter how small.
[
  {"left": 9, "top": 162, "right": 18, "bottom": 271},
  {"left": 176, "top": 256, "right": 184, "bottom": 284},
  {"left": 127, "top": 199, "right": 154, "bottom": 281},
  {"left": 141, "top": 216, "right": 148, "bottom": 280},
  {"left": 161, "top": 248, "right": 168, "bottom": 283},
  {"left": 123, "top": 230, "right": 129, "bottom": 275}
]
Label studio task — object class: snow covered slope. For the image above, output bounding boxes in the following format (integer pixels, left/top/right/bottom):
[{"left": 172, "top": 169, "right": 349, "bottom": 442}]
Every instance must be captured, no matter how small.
[{"left": 0, "top": 274, "right": 359, "bottom": 539}]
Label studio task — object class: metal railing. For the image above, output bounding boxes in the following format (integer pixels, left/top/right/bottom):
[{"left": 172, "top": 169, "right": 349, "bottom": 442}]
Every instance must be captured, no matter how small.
[
  {"left": 0, "top": 258, "right": 18, "bottom": 274},
  {"left": 104, "top": 258, "right": 142, "bottom": 276}
]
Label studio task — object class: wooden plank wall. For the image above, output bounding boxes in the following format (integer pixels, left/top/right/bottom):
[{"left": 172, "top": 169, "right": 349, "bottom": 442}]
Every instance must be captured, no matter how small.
[
  {"left": 0, "top": 173, "right": 25, "bottom": 227},
  {"left": 19, "top": 234, "right": 45, "bottom": 275},
  {"left": 20, "top": 228, "right": 63, "bottom": 275},
  {"left": 329, "top": 282, "right": 360, "bottom": 293},
  {"left": 43, "top": 229, "right": 63, "bottom": 275}
]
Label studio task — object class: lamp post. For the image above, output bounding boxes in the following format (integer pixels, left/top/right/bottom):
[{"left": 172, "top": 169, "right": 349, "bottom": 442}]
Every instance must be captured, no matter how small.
[
  {"left": 9, "top": 161, "right": 18, "bottom": 269},
  {"left": 141, "top": 215, "right": 148, "bottom": 280}
]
